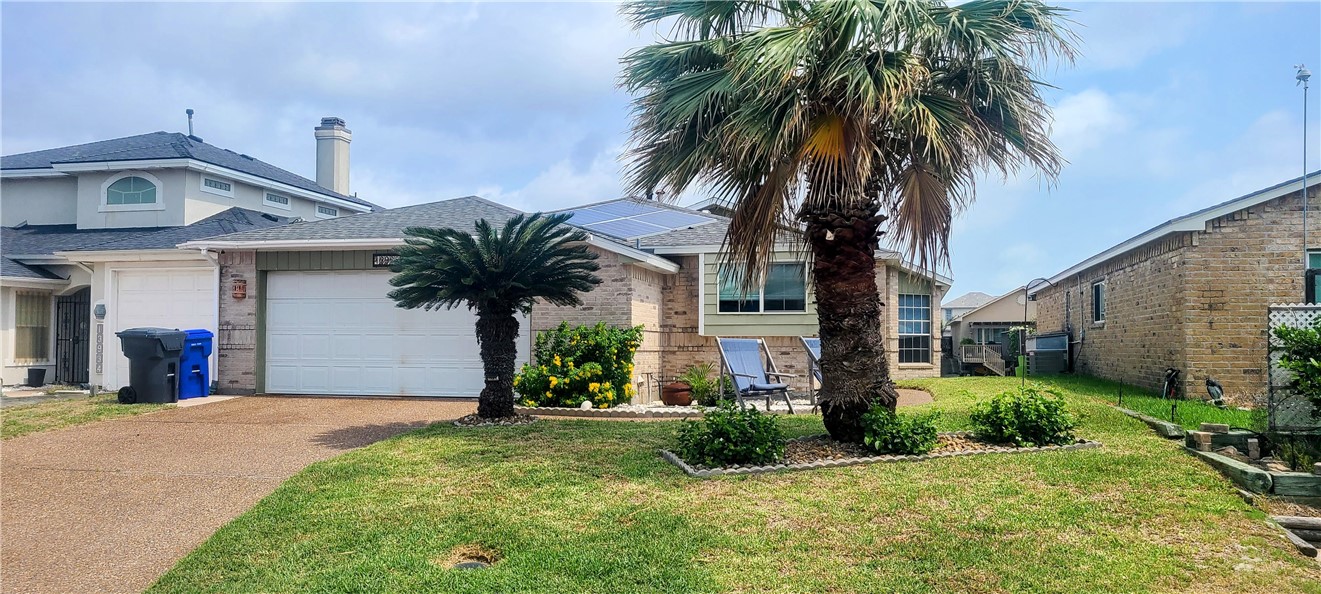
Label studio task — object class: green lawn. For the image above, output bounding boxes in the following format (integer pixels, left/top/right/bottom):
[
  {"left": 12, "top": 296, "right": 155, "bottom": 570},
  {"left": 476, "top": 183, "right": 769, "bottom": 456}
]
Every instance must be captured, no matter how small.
[
  {"left": 1, "top": 394, "right": 172, "bottom": 439},
  {"left": 1113, "top": 392, "right": 1258, "bottom": 431},
  {"left": 150, "top": 376, "right": 1320, "bottom": 594}
]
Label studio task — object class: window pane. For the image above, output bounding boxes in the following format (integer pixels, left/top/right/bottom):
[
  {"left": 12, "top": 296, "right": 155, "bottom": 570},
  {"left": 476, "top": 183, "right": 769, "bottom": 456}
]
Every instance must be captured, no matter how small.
[
  {"left": 1092, "top": 283, "right": 1105, "bottom": 322},
  {"left": 14, "top": 291, "right": 51, "bottom": 361},
  {"left": 717, "top": 265, "right": 759, "bottom": 313},
  {"left": 764, "top": 262, "right": 806, "bottom": 312},
  {"left": 1311, "top": 251, "right": 1321, "bottom": 269},
  {"left": 897, "top": 293, "right": 931, "bottom": 363},
  {"left": 106, "top": 176, "right": 156, "bottom": 205}
]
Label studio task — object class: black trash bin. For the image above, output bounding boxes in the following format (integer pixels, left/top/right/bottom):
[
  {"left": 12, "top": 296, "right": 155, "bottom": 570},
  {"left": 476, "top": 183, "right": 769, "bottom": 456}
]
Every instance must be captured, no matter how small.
[{"left": 116, "top": 327, "right": 186, "bottom": 404}]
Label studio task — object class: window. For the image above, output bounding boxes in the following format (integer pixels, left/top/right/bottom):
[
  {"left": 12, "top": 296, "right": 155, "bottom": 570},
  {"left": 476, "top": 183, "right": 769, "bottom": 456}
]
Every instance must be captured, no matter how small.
[
  {"left": 897, "top": 293, "right": 932, "bottom": 363},
  {"left": 974, "top": 326, "right": 1009, "bottom": 345},
  {"left": 763, "top": 263, "right": 807, "bottom": 312},
  {"left": 1309, "top": 251, "right": 1321, "bottom": 304},
  {"left": 105, "top": 176, "right": 157, "bottom": 205},
  {"left": 1091, "top": 280, "right": 1106, "bottom": 323},
  {"left": 200, "top": 176, "right": 233, "bottom": 197},
  {"left": 316, "top": 204, "right": 339, "bottom": 218},
  {"left": 718, "top": 265, "right": 760, "bottom": 313},
  {"left": 14, "top": 291, "right": 51, "bottom": 362},
  {"left": 264, "top": 192, "right": 291, "bottom": 210},
  {"left": 1310, "top": 250, "right": 1321, "bottom": 270}
]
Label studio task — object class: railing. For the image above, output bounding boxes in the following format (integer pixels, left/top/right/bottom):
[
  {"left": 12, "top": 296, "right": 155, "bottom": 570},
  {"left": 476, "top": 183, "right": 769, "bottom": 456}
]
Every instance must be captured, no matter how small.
[{"left": 958, "top": 344, "right": 1006, "bottom": 376}]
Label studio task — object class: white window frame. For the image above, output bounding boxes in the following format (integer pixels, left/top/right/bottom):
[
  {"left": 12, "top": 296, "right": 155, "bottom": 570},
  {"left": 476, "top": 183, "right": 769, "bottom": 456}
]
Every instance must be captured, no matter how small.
[
  {"left": 316, "top": 204, "right": 339, "bottom": 219},
  {"left": 715, "top": 261, "right": 809, "bottom": 315},
  {"left": 99, "top": 171, "right": 165, "bottom": 213},
  {"left": 264, "top": 192, "right": 292, "bottom": 211},
  {"left": 1091, "top": 280, "right": 1106, "bottom": 325},
  {"left": 897, "top": 293, "right": 933, "bottom": 364},
  {"left": 200, "top": 175, "right": 234, "bottom": 198}
]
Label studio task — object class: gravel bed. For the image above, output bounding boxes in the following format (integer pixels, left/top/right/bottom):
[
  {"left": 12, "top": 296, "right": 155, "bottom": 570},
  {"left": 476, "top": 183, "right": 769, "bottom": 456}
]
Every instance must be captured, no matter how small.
[
  {"left": 782, "top": 433, "right": 989, "bottom": 464},
  {"left": 452, "top": 413, "right": 539, "bottom": 428}
]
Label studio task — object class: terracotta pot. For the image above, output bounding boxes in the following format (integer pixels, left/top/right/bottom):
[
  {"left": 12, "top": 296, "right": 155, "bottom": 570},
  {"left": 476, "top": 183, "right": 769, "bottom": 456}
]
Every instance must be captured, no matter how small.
[{"left": 660, "top": 381, "right": 693, "bottom": 406}]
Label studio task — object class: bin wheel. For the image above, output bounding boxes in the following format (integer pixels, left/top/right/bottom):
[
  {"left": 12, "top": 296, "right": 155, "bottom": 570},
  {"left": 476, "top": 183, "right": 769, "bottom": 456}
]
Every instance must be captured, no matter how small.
[{"left": 117, "top": 387, "right": 137, "bottom": 405}]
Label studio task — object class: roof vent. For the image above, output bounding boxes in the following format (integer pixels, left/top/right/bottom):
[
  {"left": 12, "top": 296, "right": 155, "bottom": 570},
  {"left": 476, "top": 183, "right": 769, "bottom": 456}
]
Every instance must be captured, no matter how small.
[
  {"left": 187, "top": 135, "right": 204, "bottom": 143},
  {"left": 240, "top": 154, "right": 253, "bottom": 160},
  {"left": 260, "top": 213, "right": 279, "bottom": 222}
]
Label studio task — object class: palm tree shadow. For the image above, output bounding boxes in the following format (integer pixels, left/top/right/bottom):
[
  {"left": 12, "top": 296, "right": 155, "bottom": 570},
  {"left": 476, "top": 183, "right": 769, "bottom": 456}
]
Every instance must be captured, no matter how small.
[{"left": 311, "top": 421, "right": 434, "bottom": 450}]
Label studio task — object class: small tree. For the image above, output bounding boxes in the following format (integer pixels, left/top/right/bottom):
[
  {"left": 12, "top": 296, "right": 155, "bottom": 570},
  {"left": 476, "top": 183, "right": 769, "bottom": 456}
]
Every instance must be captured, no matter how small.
[
  {"left": 388, "top": 213, "right": 601, "bottom": 419},
  {"left": 1273, "top": 322, "right": 1321, "bottom": 418}
]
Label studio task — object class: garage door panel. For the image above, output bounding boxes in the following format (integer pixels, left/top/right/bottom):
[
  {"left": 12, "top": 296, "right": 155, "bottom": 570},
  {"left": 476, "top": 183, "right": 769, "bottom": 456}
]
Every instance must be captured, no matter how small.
[
  {"left": 108, "top": 268, "right": 215, "bottom": 389},
  {"left": 265, "top": 271, "right": 526, "bottom": 397}
]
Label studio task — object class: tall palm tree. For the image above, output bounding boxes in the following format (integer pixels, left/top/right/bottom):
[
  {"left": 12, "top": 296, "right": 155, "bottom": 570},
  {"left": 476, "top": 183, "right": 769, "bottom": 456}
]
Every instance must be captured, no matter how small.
[
  {"left": 622, "top": 0, "right": 1075, "bottom": 441},
  {"left": 388, "top": 213, "right": 601, "bottom": 419}
]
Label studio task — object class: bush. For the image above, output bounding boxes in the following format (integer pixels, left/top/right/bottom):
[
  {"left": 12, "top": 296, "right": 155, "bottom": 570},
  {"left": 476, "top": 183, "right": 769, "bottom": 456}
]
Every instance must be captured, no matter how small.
[
  {"left": 1273, "top": 322, "right": 1321, "bottom": 417},
  {"left": 970, "top": 385, "right": 1076, "bottom": 447},
  {"left": 860, "top": 407, "right": 940, "bottom": 455},
  {"left": 677, "top": 363, "right": 733, "bottom": 406},
  {"left": 675, "top": 402, "right": 784, "bottom": 466},
  {"left": 514, "top": 322, "right": 642, "bottom": 408}
]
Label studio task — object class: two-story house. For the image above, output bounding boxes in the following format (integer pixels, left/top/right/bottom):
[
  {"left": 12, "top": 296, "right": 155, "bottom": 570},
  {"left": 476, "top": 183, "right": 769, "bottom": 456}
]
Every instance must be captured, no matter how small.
[{"left": 0, "top": 117, "right": 377, "bottom": 389}]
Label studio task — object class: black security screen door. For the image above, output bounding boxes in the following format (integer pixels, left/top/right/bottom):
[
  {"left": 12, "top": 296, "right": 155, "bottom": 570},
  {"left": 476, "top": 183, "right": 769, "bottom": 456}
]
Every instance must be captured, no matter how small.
[{"left": 54, "top": 288, "right": 90, "bottom": 385}]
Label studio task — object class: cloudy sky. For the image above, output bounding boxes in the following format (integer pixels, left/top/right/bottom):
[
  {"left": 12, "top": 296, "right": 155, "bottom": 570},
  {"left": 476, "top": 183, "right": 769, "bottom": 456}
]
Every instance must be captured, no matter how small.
[{"left": 2, "top": 2, "right": 1319, "bottom": 299}]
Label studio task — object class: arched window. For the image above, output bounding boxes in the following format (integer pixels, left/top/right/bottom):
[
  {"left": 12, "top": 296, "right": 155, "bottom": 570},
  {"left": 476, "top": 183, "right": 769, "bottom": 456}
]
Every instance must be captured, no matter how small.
[{"left": 105, "top": 176, "right": 157, "bottom": 205}]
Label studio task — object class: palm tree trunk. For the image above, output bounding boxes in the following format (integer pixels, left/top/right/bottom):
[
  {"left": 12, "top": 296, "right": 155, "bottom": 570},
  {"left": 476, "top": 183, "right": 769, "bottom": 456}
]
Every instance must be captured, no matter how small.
[
  {"left": 474, "top": 308, "right": 520, "bottom": 419},
  {"left": 802, "top": 200, "right": 900, "bottom": 442}
]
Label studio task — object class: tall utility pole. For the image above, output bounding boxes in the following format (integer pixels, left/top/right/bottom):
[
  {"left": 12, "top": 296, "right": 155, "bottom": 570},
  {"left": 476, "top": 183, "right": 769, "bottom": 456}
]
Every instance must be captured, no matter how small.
[{"left": 1299, "top": 64, "right": 1312, "bottom": 271}]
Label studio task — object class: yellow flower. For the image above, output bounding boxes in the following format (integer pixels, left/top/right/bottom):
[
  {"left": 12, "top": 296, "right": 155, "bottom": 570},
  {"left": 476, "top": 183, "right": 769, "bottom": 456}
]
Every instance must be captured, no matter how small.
[
  {"left": 624, "top": 384, "right": 635, "bottom": 396},
  {"left": 549, "top": 376, "right": 559, "bottom": 388},
  {"left": 598, "top": 403, "right": 608, "bottom": 409},
  {"left": 545, "top": 391, "right": 552, "bottom": 397},
  {"left": 513, "top": 376, "right": 521, "bottom": 386},
  {"left": 553, "top": 355, "right": 562, "bottom": 366},
  {"left": 588, "top": 382, "right": 600, "bottom": 393}
]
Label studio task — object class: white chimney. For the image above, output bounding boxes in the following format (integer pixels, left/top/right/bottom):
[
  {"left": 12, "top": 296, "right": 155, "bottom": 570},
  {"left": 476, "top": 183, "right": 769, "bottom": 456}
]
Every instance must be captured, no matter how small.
[{"left": 314, "top": 117, "right": 351, "bottom": 194}]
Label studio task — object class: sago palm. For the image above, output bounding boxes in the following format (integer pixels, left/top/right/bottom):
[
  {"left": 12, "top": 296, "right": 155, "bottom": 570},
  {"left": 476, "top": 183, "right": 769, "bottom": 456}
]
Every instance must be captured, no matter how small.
[
  {"left": 388, "top": 213, "right": 601, "bottom": 418},
  {"left": 622, "top": 0, "right": 1075, "bottom": 441}
]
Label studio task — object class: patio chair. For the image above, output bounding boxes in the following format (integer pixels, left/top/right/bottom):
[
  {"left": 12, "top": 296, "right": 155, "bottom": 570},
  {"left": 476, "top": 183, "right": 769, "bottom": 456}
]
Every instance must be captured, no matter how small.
[
  {"left": 716, "top": 338, "right": 798, "bottom": 414},
  {"left": 800, "top": 337, "right": 822, "bottom": 406}
]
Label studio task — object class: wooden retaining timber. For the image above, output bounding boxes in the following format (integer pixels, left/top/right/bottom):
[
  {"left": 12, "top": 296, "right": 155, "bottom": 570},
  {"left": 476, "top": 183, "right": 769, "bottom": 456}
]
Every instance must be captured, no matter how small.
[{"left": 1273, "top": 516, "right": 1321, "bottom": 558}]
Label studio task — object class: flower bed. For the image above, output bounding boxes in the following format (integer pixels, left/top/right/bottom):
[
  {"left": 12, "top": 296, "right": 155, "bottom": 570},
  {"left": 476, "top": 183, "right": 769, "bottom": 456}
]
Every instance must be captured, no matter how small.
[{"left": 660, "top": 432, "right": 1102, "bottom": 478}]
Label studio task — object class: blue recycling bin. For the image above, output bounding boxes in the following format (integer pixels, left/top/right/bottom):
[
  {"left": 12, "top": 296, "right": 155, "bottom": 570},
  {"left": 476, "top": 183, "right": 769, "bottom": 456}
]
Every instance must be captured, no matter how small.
[{"left": 179, "top": 329, "right": 214, "bottom": 399}]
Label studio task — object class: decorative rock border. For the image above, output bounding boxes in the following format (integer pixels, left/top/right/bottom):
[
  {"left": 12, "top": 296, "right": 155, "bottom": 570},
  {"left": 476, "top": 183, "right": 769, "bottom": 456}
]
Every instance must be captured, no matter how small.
[
  {"left": 514, "top": 405, "right": 704, "bottom": 419},
  {"left": 1115, "top": 407, "right": 1186, "bottom": 439},
  {"left": 660, "top": 432, "right": 1103, "bottom": 478}
]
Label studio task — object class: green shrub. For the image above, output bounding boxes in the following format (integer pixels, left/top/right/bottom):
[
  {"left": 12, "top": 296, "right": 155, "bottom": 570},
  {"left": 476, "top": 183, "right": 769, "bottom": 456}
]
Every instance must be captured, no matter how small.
[
  {"left": 514, "top": 322, "right": 642, "bottom": 408},
  {"left": 1273, "top": 322, "right": 1321, "bottom": 417},
  {"left": 675, "top": 402, "right": 784, "bottom": 466},
  {"left": 970, "top": 385, "right": 1076, "bottom": 447},
  {"left": 860, "top": 407, "right": 940, "bottom": 455},
  {"left": 677, "top": 363, "right": 733, "bottom": 406}
]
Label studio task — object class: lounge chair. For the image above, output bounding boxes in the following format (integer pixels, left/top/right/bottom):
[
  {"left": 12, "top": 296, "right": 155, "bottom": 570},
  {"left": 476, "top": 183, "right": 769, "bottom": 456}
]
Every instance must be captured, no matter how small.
[
  {"left": 800, "top": 337, "right": 821, "bottom": 406},
  {"left": 716, "top": 337, "right": 798, "bottom": 414}
]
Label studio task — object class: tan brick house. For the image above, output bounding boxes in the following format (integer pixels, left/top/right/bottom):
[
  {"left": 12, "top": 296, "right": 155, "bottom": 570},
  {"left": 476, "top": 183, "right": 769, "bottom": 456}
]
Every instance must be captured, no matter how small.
[
  {"left": 186, "top": 196, "right": 949, "bottom": 402},
  {"left": 1031, "top": 172, "right": 1320, "bottom": 404}
]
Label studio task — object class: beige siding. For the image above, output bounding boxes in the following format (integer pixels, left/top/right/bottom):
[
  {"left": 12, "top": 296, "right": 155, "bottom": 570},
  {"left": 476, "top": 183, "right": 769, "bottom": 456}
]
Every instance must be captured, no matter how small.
[
  {"left": 0, "top": 177, "right": 79, "bottom": 226},
  {"left": 700, "top": 251, "right": 817, "bottom": 336}
]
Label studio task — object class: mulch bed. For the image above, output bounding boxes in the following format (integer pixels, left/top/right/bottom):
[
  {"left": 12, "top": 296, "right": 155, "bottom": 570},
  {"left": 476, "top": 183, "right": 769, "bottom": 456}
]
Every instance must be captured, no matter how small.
[
  {"left": 452, "top": 413, "right": 539, "bottom": 428},
  {"left": 660, "top": 432, "right": 1102, "bottom": 478}
]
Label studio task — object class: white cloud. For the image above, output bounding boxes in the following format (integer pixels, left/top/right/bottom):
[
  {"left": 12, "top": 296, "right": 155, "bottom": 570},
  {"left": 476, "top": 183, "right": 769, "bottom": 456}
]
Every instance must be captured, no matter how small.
[{"left": 1050, "top": 89, "right": 1130, "bottom": 158}]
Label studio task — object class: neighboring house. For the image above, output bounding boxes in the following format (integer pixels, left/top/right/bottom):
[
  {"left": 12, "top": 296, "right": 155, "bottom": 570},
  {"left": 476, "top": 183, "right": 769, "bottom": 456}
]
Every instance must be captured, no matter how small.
[
  {"left": 1031, "top": 171, "right": 1320, "bottom": 404},
  {"left": 0, "top": 117, "right": 376, "bottom": 387},
  {"left": 941, "top": 291, "right": 994, "bottom": 327},
  {"left": 945, "top": 287, "right": 1035, "bottom": 375},
  {"left": 185, "top": 196, "right": 950, "bottom": 402}
]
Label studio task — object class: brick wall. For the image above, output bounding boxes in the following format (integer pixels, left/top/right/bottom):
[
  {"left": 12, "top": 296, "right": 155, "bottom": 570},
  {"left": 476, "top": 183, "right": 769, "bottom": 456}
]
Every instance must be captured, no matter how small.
[
  {"left": 1032, "top": 186, "right": 1316, "bottom": 404},
  {"left": 1182, "top": 189, "right": 1311, "bottom": 402},
  {"left": 216, "top": 250, "right": 258, "bottom": 394}
]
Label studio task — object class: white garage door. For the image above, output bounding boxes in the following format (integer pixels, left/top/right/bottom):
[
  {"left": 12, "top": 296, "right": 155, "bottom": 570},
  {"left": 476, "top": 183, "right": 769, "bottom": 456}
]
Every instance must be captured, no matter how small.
[
  {"left": 108, "top": 267, "right": 216, "bottom": 389},
  {"left": 265, "top": 270, "right": 528, "bottom": 397}
]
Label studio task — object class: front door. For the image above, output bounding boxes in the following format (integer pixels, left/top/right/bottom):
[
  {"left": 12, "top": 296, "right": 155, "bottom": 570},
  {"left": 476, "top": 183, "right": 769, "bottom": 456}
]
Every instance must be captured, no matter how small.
[{"left": 54, "top": 288, "right": 91, "bottom": 385}]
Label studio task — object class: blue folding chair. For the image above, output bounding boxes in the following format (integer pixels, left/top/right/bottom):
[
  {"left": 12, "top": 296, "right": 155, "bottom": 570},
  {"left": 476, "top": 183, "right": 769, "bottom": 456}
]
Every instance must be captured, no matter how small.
[
  {"left": 717, "top": 338, "right": 798, "bottom": 414},
  {"left": 800, "top": 337, "right": 822, "bottom": 407}
]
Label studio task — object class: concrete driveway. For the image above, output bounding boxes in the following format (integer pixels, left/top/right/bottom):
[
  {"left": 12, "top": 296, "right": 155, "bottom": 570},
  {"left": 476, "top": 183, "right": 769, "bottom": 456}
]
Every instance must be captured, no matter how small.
[{"left": 1, "top": 396, "right": 475, "bottom": 594}]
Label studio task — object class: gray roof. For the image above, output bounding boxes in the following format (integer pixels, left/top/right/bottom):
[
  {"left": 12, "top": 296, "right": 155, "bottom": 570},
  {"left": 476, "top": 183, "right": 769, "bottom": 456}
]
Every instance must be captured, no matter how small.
[
  {"left": 195, "top": 195, "right": 523, "bottom": 243},
  {"left": 942, "top": 291, "right": 995, "bottom": 309},
  {"left": 1, "top": 208, "right": 291, "bottom": 280},
  {"left": 1, "top": 132, "right": 379, "bottom": 211}
]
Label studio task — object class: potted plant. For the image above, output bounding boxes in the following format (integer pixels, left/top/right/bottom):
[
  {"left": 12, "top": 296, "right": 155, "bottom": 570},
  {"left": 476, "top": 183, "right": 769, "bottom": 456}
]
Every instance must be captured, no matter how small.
[{"left": 665, "top": 363, "right": 723, "bottom": 406}]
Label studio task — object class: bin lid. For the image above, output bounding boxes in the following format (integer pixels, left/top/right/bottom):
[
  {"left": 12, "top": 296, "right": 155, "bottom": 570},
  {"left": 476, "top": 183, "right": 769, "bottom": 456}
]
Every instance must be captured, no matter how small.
[
  {"left": 116, "top": 327, "right": 186, "bottom": 351},
  {"left": 183, "top": 328, "right": 214, "bottom": 339}
]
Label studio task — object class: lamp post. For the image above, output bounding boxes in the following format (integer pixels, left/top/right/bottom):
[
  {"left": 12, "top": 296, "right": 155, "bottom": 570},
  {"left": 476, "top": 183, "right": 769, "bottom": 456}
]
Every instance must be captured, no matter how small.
[
  {"left": 1022, "top": 277, "right": 1054, "bottom": 386},
  {"left": 1299, "top": 64, "right": 1312, "bottom": 277}
]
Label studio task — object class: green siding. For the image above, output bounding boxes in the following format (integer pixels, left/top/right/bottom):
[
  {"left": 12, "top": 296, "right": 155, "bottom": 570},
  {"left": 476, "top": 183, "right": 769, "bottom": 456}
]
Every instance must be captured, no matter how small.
[
  {"left": 256, "top": 250, "right": 378, "bottom": 271},
  {"left": 702, "top": 251, "right": 819, "bottom": 336}
]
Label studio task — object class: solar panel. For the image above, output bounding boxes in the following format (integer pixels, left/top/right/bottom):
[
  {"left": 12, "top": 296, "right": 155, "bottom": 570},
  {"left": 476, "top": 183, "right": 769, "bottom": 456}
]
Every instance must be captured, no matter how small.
[
  {"left": 561, "top": 209, "right": 614, "bottom": 224},
  {"left": 634, "top": 210, "right": 713, "bottom": 228},
  {"left": 584, "top": 219, "right": 668, "bottom": 238},
  {"left": 589, "top": 201, "right": 660, "bottom": 218}
]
